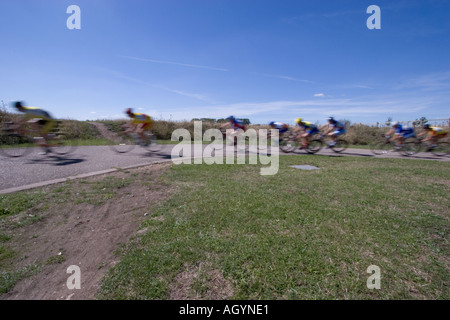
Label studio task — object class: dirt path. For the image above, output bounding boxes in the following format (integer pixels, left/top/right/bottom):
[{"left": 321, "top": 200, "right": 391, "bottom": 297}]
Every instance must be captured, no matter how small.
[{"left": 0, "top": 162, "right": 173, "bottom": 300}]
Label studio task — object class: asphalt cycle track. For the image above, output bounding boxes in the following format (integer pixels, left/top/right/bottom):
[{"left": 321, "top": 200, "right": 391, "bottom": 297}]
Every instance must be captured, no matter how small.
[{"left": 1, "top": 144, "right": 448, "bottom": 194}]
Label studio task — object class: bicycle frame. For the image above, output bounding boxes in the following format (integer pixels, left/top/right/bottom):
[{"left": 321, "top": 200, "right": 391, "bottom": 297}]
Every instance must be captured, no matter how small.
[
  {"left": 0, "top": 120, "right": 76, "bottom": 157},
  {"left": 110, "top": 126, "right": 161, "bottom": 153}
]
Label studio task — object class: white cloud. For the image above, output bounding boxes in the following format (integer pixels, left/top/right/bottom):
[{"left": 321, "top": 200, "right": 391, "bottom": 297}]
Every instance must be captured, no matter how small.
[
  {"left": 314, "top": 93, "right": 325, "bottom": 97},
  {"left": 152, "top": 94, "right": 432, "bottom": 122},
  {"left": 395, "top": 71, "right": 450, "bottom": 91},
  {"left": 119, "top": 55, "right": 229, "bottom": 72},
  {"left": 105, "top": 70, "right": 215, "bottom": 103},
  {"left": 252, "top": 72, "right": 315, "bottom": 83}
]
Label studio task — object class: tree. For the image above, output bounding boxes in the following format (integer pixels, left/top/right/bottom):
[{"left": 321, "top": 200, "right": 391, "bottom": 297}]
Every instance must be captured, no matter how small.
[
  {"left": 0, "top": 100, "right": 8, "bottom": 122},
  {"left": 241, "top": 118, "right": 251, "bottom": 125},
  {"left": 385, "top": 117, "right": 392, "bottom": 127},
  {"left": 413, "top": 117, "right": 428, "bottom": 127}
]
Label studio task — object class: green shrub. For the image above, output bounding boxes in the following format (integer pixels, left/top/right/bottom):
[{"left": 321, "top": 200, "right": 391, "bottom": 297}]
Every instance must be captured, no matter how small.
[{"left": 57, "top": 120, "right": 101, "bottom": 140}]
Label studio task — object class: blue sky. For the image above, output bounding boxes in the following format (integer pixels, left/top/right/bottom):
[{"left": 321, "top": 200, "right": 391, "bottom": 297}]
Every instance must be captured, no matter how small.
[{"left": 1, "top": 0, "right": 449, "bottom": 125}]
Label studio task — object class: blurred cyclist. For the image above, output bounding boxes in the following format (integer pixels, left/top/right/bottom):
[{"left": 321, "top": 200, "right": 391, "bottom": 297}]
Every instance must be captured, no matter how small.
[
  {"left": 417, "top": 124, "right": 448, "bottom": 149},
  {"left": 267, "top": 121, "right": 289, "bottom": 142},
  {"left": 293, "top": 117, "right": 319, "bottom": 148},
  {"left": 221, "top": 116, "right": 246, "bottom": 131},
  {"left": 125, "top": 108, "right": 154, "bottom": 145},
  {"left": 269, "top": 121, "right": 289, "bottom": 141},
  {"left": 269, "top": 121, "right": 289, "bottom": 134},
  {"left": 220, "top": 116, "right": 247, "bottom": 145},
  {"left": 385, "top": 121, "right": 415, "bottom": 148},
  {"left": 322, "top": 117, "right": 346, "bottom": 147},
  {"left": 14, "top": 101, "right": 56, "bottom": 154}
]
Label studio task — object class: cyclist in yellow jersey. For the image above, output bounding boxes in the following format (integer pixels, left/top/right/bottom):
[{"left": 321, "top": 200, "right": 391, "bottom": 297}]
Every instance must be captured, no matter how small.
[
  {"left": 125, "top": 108, "right": 154, "bottom": 144},
  {"left": 14, "top": 101, "right": 56, "bottom": 154},
  {"left": 418, "top": 124, "right": 448, "bottom": 149},
  {"left": 293, "top": 117, "right": 319, "bottom": 148}
]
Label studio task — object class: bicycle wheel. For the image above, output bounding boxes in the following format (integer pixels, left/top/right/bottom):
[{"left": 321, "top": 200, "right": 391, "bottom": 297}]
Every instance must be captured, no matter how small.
[
  {"left": 305, "top": 139, "right": 323, "bottom": 154},
  {"left": 291, "top": 138, "right": 305, "bottom": 154},
  {"left": 0, "top": 133, "right": 34, "bottom": 157},
  {"left": 331, "top": 139, "right": 348, "bottom": 153},
  {"left": 279, "top": 132, "right": 296, "bottom": 153},
  {"left": 143, "top": 133, "right": 162, "bottom": 152},
  {"left": 49, "top": 134, "right": 77, "bottom": 155},
  {"left": 370, "top": 141, "right": 392, "bottom": 155},
  {"left": 431, "top": 142, "right": 450, "bottom": 157},
  {"left": 400, "top": 141, "right": 421, "bottom": 156},
  {"left": 279, "top": 138, "right": 296, "bottom": 152},
  {"left": 109, "top": 134, "right": 136, "bottom": 153}
]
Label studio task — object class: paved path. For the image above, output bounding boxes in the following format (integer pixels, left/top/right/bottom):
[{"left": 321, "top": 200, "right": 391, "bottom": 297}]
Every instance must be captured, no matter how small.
[{"left": 0, "top": 144, "right": 448, "bottom": 194}]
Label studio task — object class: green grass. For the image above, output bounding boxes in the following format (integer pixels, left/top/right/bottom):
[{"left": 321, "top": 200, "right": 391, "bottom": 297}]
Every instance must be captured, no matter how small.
[
  {"left": 0, "top": 155, "right": 448, "bottom": 299},
  {"left": 98, "top": 156, "right": 449, "bottom": 300},
  {"left": 0, "top": 264, "right": 42, "bottom": 294}
]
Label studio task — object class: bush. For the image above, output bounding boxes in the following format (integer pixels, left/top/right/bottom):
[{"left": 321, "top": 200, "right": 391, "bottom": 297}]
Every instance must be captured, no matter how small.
[
  {"left": 57, "top": 120, "right": 101, "bottom": 140},
  {"left": 345, "top": 124, "right": 388, "bottom": 145}
]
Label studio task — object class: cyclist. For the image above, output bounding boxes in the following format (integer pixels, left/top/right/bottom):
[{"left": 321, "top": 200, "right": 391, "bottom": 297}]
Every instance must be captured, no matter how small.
[
  {"left": 221, "top": 116, "right": 246, "bottom": 132},
  {"left": 14, "top": 101, "right": 56, "bottom": 154},
  {"left": 293, "top": 117, "right": 319, "bottom": 148},
  {"left": 269, "top": 121, "right": 289, "bottom": 134},
  {"left": 417, "top": 124, "right": 448, "bottom": 150},
  {"left": 125, "top": 108, "right": 154, "bottom": 145},
  {"left": 322, "top": 117, "right": 346, "bottom": 147},
  {"left": 385, "top": 121, "right": 415, "bottom": 148},
  {"left": 268, "top": 121, "right": 289, "bottom": 140},
  {"left": 220, "top": 116, "right": 247, "bottom": 145}
]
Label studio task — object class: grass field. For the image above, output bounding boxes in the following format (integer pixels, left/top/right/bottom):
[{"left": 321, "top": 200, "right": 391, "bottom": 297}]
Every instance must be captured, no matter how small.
[
  {"left": 1, "top": 155, "right": 449, "bottom": 299},
  {"left": 98, "top": 156, "right": 449, "bottom": 299}
]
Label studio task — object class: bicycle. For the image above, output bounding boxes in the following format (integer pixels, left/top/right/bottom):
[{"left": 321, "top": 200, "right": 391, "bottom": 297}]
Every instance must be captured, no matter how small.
[
  {"left": 320, "top": 134, "right": 349, "bottom": 153},
  {"left": 279, "top": 131, "right": 297, "bottom": 153},
  {"left": 286, "top": 133, "right": 323, "bottom": 154},
  {"left": 369, "top": 135, "right": 418, "bottom": 156},
  {"left": 409, "top": 139, "right": 450, "bottom": 157},
  {"left": 0, "top": 120, "right": 77, "bottom": 157},
  {"left": 109, "top": 124, "right": 162, "bottom": 153},
  {"left": 220, "top": 128, "right": 251, "bottom": 152}
]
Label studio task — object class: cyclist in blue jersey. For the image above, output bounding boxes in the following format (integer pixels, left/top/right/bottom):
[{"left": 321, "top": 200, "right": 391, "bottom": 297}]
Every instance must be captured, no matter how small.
[
  {"left": 269, "top": 121, "right": 289, "bottom": 134},
  {"left": 322, "top": 117, "right": 346, "bottom": 147},
  {"left": 385, "top": 121, "right": 416, "bottom": 147},
  {"left": 221, "top": 116, "right": 247, "bottom": 132},
  {"left": 293, "top": 117, "right": 319, "bottom": 148},
  {"left": 220, "top": 116, "right": 247, "bottom": 145},
  {"left": 268, "top": 121, "right": 289, "bottom": 141}
]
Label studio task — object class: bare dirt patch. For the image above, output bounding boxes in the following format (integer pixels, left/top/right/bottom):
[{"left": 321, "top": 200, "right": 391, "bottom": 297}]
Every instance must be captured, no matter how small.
[
  {"left": 0, "top": 162, "right": 173, "bottom": 300},
  {"left": 169, "top": 261, "right": 234, "bottom": 300}
]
